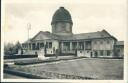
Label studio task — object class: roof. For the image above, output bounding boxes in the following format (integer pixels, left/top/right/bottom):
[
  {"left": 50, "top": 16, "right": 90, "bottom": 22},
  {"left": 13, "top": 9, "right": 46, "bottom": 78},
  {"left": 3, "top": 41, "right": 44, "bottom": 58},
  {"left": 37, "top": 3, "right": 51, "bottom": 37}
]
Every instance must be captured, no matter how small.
[
  {"left": 59, "top": 29, "right": 117, "bottom": 40},
  {"left": 51, "top": 7, "right": 73, "bottom": 24},
  {"left": 31, "top": 31, "right": 59, "bottom": 41},
  {"left": 116, "top": 41, "right": 124, "bottom": 45},
  {"left": 24, "top": 29, "right": 117, "bottom": 43}
]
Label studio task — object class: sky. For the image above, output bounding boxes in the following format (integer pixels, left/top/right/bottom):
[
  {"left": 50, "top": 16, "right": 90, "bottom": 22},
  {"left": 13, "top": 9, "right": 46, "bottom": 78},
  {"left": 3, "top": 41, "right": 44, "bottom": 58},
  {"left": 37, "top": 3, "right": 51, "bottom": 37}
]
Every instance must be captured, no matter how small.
[{"left": 2, "top": 0, "right": 127, "bottom": 44}]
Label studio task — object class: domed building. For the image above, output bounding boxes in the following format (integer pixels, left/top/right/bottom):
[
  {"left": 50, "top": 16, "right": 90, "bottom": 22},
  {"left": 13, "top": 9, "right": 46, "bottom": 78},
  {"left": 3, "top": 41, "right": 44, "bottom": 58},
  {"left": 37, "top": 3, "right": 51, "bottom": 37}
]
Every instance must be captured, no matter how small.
[
  {"left": 21, "top": 7, "right": 123, "bottom": 58},
  {"left": 51, "top": 7, "right": 73, "bottom": 36}
]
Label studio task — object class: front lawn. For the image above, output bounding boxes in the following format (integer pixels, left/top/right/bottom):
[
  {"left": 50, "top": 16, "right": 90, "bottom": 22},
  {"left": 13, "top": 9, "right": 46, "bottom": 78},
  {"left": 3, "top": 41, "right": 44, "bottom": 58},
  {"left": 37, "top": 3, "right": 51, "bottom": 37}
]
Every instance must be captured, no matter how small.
[{"left": 5, "top": 58, "right": 123, "bottom": 80}]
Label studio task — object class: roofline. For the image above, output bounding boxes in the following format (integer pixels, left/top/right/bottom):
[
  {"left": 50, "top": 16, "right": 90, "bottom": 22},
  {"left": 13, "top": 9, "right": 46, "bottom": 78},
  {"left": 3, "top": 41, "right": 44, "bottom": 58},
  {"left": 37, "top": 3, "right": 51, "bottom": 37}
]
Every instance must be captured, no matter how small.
[
  {"left": 31, "top": 31, "right": 43, "bottom": 41},
  {"left": 101, "top": 29, "right": 117, "bottom": 41},
  {"left": 59, "top": 37, "right": 117, "bottom": 41}
]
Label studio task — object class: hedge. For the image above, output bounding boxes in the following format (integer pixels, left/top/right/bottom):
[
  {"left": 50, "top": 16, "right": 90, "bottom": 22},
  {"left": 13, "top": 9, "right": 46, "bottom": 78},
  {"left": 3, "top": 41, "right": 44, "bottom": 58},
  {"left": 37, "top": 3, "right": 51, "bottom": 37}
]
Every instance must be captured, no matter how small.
[{"left": 4, "top": 55, "right": 38, "bottom": 59}]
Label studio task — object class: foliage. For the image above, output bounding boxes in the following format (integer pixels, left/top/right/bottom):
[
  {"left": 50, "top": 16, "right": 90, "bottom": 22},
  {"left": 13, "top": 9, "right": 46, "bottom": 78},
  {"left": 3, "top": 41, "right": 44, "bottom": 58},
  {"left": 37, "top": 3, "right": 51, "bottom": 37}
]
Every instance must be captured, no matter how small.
[{"left": 4, "top": 41, "right": 22, "bottom": 55}]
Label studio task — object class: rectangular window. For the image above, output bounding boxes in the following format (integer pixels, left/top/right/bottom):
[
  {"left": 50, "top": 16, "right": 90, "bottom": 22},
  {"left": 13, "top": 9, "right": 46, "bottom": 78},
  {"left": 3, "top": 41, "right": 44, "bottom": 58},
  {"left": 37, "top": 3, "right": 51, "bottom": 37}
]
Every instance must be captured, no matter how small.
[
  {"left": 100, "top": 50, "right": 103, "bottom": 56},
  {"left": 63, "top": 42, "right": 70, "bottom": 51},
  {"left": 40, "top": 43, "right": 44, "bottom": 48},
  {"left": 72, "top": 42, "right": 77, "bottom": 50},
  {"left": 46, "top": 42, "right": 48, "bottom": 48},
  {"left": 78, "top": 42, "right": 84, "bottom": 50},
  {"left": 85, "top": 41, "right": 91, "bottom": 49},
  {"left": 36, "top": 43, "right": 39, "bottom": 50},
  {"left": 107, "top": 40, "right": 110, "bottom": 44},
  {"left": 107, "top": 50, "right": 111, "bottom": 56},
  {"left": 32, "top": 43, "right": 36, "bottom": 50},
  {"left": 49, "top": 42, "right": 52, "bottom": 48},
  {"left": 94, "top": 51, "right": 98, "bottom": 57}
]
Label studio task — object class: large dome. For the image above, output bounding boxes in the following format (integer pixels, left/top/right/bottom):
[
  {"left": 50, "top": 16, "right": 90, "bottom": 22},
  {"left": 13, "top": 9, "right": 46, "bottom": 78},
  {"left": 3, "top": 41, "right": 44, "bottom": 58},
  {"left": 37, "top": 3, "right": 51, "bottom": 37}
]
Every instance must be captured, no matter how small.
[{"left": 51, "top": 7, "right": 73, "bottom": 24}]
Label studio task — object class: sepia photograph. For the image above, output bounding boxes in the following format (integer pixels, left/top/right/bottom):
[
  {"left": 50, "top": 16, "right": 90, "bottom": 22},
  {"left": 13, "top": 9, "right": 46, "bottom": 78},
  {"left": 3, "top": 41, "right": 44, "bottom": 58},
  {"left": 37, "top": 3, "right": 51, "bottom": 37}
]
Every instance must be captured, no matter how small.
[{"left": 1, "top": 0, "right": 127, "bottom": 83}]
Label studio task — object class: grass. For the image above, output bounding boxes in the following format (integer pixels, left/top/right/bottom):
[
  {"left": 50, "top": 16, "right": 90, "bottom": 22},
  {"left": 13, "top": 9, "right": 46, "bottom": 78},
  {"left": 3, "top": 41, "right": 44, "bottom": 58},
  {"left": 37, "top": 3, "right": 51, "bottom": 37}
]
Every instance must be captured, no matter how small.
[{"left": 7, "top": 58, "right": 123, "bottom": 80}]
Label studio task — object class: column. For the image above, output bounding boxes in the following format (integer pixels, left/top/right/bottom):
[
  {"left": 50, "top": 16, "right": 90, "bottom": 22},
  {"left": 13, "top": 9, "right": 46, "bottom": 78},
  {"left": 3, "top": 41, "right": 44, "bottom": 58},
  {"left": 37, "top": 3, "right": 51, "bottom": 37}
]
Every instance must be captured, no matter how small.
[
  {"left": 34, "top": 43, "right": 36, "bottom": 50},
  {"left": 30, "top": 43, "right": 32, "bottom": 50},
  {"left": 29, "top": 43, "right": 31, "bottom": 50},
  {"left": 84, "top": 41, "right": 86, "bottom": 55},
  {"left": 28, "top": 43, "right": 30, "bottom": 50},
  {"left": 44, "top": 41, "right": 46, "bottom": 48},
  {"left": 27, "top": 43, "right": 29, "bottom": 50},
  {"left": 76, "top": 41, "right": 78, "bottom": 50},
  {"left": 84, "top": 41, "right": 85, "bottom": 50},
  {"left": 61, "top": 42, "right": 63, "bottom": 51},
  {"left": 39, "top": 43, "right": 40, "bottom": 50},
  {"left": 26, "top": 44, "right": 27, "bottom": 49},
  {"left": 32, "top": 43, "right": 33, "bottom": 50},
  {"left": 70, "top": 42, "right": 72, "bottom": 51}
]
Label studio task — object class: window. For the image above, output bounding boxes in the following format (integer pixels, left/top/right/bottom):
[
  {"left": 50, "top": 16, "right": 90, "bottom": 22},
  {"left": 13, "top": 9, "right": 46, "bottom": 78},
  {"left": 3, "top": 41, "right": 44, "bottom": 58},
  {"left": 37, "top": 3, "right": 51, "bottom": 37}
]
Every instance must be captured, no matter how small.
[
  {"left": 46, "top": 42, "right": 48, "bottom": 48},
  {"left": 63, "top": 42, "right": 70, "bottom": 51},
  {"left": 100, "top": 50, "right": 103, "bottom": 56},
  {"left": 95, "top": 51, "right": 98, "bottom": 57},
  {"left": 107, "top": 50, "right": 111, "bottom": 56},
  {"left": 107, "top": 40, "right": 110, "bottom": 44},
  {"left": 40, "top": 43, "right": 44, "bottom": 48},
  {"left": 32, "top": 43, "right": 36, "bottom": 50},
  {"left": 36, "top": 43, "right": 39, "bottom": 50},
  {"left": 72, "top": 42, "right": 77, "bottom": 50},
  {"left": 49, "top": 42, "right": 52, "bottom": 48},
  {"left": 85, "top": 41, "right": 91, "bottom": 49},
  {"left": 100, "top": 41, "right": 103, "bottom": 44},
  {"left": 29, "top": 43, "right": 31, "bottom": 49},
  {"left": 78, "top": 42, "right": 84, "bottom": 50}
]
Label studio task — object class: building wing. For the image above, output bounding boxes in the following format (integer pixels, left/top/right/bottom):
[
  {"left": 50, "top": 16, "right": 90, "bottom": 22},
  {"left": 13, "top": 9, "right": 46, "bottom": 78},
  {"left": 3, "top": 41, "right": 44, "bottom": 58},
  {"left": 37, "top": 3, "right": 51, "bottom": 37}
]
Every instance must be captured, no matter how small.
[
  {"left": 115, "top": 41, "right": 124, "bottom": 46},
  {"left": 59, "top": 29, "right": 117, "bottom": 40}
]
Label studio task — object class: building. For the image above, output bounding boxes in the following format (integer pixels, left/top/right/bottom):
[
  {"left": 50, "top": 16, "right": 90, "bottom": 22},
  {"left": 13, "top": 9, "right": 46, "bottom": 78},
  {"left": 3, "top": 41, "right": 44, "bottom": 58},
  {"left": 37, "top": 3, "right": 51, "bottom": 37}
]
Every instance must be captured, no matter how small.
[
  {"left": 114, "top": 41, "right": 124, "bottom": 58},
  {"left": 21, "top": 7, "right": 123, "bottom": 58}
]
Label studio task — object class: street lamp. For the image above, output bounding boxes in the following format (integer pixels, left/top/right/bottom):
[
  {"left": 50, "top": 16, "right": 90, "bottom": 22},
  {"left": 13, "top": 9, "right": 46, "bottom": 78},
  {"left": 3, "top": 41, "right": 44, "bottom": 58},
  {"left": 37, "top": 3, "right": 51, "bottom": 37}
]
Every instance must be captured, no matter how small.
[
  {"left": 27, "top": 23, "right": 31, "bottom": 50},
  {"left": 27, "top": 23, "right": 31, "bottom": 40}
]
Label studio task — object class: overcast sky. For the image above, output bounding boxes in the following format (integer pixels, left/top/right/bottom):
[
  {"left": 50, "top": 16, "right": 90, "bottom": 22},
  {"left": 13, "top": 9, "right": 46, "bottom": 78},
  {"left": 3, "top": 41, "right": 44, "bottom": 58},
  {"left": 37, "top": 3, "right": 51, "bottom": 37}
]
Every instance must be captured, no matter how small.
[{"left": 3, "top": 0, "right": 127, "bottom": 44}]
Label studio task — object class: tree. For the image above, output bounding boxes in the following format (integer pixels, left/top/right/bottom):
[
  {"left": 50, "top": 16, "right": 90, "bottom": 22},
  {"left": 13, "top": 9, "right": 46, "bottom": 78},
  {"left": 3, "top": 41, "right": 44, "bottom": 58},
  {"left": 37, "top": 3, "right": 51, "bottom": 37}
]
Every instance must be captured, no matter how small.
[
  {"left": 4, "top": 43, "right": 14, "bottom": 55},
  {"left": 4, "top": 41, "right": 22, "bottom": 55},
  {"left": 13, "top": 41, "right": 22, "bottom": 54}
]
